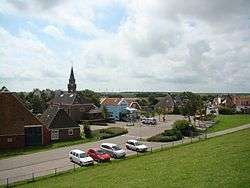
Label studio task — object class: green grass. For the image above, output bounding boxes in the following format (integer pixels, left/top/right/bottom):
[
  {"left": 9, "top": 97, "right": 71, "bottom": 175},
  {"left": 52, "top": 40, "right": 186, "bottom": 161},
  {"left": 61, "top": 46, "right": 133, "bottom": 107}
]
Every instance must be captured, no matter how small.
[
  {"left": 0, "top": 127, "right": 127, "bottom": 160},
  {"left": 208, "top": 114, "right": 250, "bottom": 133},
  {"left": 10, "top": 128, "right": 250, "bottom": 188}
]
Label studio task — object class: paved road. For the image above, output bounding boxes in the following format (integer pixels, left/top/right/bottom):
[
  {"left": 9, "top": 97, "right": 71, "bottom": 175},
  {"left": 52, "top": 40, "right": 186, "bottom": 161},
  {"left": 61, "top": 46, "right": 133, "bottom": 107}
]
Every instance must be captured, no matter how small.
[
  {"left": 0, "top": 115, "right": 182, "bottom": 184},
  {"left": 1, "top": 116, "right": 249, "bottom": 185}
]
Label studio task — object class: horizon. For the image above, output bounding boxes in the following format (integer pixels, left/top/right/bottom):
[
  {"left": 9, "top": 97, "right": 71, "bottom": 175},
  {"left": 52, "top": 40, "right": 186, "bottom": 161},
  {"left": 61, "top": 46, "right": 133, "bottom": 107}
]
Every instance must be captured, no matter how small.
[{"left": 1, "top": 0, "right": 250, "bottom": 93}]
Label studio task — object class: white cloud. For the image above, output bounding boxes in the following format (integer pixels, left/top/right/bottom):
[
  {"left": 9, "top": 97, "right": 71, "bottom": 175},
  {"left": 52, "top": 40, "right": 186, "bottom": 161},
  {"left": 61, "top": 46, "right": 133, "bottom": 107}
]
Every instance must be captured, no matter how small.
[
  {"left": 0, "top": 0, "right": 250, "bottom": 92},
  {"left": 43, "top": 25, "right": 64, "bottom": 39}
]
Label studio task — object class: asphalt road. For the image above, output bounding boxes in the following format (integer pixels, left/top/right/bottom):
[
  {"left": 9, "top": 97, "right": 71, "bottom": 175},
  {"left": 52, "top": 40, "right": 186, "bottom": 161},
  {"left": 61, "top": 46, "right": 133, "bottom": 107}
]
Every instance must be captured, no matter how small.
[{"left": 0, "top": 115, "right": 183, "bottom": 184}]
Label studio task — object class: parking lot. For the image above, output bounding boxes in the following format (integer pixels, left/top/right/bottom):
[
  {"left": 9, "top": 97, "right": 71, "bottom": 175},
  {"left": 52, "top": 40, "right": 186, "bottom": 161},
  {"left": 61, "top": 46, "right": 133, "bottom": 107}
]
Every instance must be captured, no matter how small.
[{"left": 0, "top": 115, "right": 183, "bottom": 184}]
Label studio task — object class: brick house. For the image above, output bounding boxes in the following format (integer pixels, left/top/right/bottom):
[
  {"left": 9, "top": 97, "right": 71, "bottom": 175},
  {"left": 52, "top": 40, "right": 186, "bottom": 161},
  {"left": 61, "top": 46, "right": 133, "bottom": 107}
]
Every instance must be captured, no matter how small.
[
  {"left": 39, "top": 106, "right": 80, "bottom": 141},
  {"left": 0, "top": 87, "right": 50, "bottom": 149},
  {"left": 48, "top": 67, "right": 103, "bottom": 122}
]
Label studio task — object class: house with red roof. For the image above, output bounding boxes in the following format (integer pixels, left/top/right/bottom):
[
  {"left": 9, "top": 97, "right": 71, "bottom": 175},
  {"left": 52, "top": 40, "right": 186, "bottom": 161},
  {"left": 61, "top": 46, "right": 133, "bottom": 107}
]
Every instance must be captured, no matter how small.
[{"left": 0, "top": 87, "right": 50, "bottom": 149}]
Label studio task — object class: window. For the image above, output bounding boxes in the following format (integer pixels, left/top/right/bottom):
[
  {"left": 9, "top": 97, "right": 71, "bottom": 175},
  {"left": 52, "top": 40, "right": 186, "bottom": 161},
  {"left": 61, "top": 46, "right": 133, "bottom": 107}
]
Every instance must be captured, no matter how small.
[
  {"left": 51, "top": 130, "right": 59, "bottom": 140},
  {"left": 68, "top": 129, "right": 73, "bottom": 136},
  {"left": 7, "top": 138, "right": 13, "bottom": 143}
]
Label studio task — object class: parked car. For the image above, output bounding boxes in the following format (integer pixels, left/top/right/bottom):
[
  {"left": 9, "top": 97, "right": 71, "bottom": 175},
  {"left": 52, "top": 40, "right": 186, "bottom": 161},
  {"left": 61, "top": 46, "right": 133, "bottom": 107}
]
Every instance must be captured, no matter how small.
[
  {"left": 126, "top": 140, "right": 148, "bottom": 152},
  {"left": 141, "top": 118, "right": 157, "bottom": 125},
  {"left": 87, "top": 148, "right": 111, "bottom": 162},
  {"left": 69, "top": 149, "right": 94, "bottom": 166},
  {"left": 100, "top": 143, "right": 126, "bottom": 158}
]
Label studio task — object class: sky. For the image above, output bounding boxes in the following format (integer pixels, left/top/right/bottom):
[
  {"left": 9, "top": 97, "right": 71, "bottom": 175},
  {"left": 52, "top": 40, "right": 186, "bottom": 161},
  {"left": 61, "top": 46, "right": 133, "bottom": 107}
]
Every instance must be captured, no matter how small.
[{"left": 0, "top": 0, "right": 250, "bottom": 93}]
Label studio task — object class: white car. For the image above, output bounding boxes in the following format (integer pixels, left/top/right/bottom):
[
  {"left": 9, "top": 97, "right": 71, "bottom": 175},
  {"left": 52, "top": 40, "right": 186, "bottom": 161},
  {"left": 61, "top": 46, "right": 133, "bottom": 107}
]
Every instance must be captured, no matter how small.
[
  {"left": 126, "top": 140, "right": 148, "bottom": 152},
  {"left": 69, "top": 149, "right": 94, "bottom": 166},
  {"left": 100, "top": 143, "right": 126, "bottom": 158}
]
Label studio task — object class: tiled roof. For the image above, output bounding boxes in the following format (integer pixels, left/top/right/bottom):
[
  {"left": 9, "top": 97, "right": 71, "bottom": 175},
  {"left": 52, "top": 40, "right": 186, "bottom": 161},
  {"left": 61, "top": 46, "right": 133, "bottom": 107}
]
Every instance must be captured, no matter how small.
[
  {"left": 155, "top": 94, "right": 174, "bottom": 108},
  {"left": 100, "top": 98, "right": 122, "bottom": 106},
  {"left": 50, "top": 92, "right": 92, "bottom": 105},
  {"left": 0, "top": 92, "right": 43, "bottom": 135},
  {"left": 39, "top": 106, "right": 79, "bottom": 129}
]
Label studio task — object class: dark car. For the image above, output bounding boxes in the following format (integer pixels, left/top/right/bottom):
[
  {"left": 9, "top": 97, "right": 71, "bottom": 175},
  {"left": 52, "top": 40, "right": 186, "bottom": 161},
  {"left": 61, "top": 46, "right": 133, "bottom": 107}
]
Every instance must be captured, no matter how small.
[{"left": 87, "top": 148, "right": 111, "bottom": 162}]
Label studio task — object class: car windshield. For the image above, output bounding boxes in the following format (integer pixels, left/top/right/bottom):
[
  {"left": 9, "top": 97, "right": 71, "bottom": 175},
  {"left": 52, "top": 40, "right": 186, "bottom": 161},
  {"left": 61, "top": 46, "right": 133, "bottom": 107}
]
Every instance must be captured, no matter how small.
[
  {"left": 134, "top": 142, "right": 142, "bottom": 146},
  {"left": 96, "top": 149, "right": 106, "bottom": 154},
  {"left": 79, "top": 153, "right": 87, "bottom": 158},
  {"left": 112, "top": 146, "right": 122, "bottom": 151}
]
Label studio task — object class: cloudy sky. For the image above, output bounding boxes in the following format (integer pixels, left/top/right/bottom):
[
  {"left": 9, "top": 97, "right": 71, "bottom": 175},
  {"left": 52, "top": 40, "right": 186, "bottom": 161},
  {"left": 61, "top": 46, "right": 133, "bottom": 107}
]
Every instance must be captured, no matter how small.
[{"left": 0, "top": 0, "right": 250, "bottom": 92}]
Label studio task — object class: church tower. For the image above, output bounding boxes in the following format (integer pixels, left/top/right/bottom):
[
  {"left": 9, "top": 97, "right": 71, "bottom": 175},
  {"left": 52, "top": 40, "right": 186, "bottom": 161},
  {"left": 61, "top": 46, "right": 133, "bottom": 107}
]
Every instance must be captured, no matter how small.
[{"left": 68, "top": 66, "right": 76, "bottom": 93}]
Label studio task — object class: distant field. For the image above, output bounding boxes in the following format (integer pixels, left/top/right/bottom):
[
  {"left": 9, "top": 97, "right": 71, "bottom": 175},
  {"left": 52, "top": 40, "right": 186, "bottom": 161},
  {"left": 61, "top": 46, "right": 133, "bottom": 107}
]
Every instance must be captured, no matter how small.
[
  {"left": 208, "top": 114, "right": 250, "bottom": 133},
  {"left": 12, "top": 129, "right": 250, "bottom": 188}
]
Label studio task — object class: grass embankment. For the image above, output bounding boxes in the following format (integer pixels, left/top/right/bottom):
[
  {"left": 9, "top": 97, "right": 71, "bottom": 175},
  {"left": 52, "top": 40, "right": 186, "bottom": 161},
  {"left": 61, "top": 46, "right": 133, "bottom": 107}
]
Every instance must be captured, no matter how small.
[
  {"left": 208, "top": 114, "right": 250, "bottom": 133},
  {"left": 0, "top": 127, "right": 127, "bottom": 159},
  {"left": 11, "top": 129, "right": 250, "bottom": 188}
]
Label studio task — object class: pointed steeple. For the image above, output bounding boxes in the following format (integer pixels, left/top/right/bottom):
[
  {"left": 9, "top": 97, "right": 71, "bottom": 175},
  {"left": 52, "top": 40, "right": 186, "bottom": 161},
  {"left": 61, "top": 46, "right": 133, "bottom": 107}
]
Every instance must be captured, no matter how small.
[{"left": 68, "top": 66, "right": 76, "bottom": 93}]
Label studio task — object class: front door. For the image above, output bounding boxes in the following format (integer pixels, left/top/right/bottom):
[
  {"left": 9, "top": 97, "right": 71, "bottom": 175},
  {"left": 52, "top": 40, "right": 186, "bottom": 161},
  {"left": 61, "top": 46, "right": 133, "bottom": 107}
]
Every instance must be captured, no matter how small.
[{"left": 24, "top": 126, "right": 42, "bottom": 146}]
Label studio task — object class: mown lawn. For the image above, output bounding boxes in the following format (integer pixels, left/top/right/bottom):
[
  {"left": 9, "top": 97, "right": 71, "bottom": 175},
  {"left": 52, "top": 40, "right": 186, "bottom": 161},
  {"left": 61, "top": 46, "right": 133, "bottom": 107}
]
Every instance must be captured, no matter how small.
[
  {"left": 208, "top": 114, "right": 250, "bottom": 133},
  {"left": 12, "top": 129, "right": 250, "bottom": 188}
]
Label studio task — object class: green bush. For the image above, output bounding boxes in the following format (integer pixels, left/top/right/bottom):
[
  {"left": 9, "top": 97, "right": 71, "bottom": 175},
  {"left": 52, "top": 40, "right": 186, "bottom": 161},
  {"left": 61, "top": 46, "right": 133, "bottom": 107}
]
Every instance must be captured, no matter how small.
[
  {"left": 98, "top": 127, "right": 128, "bottom": 139},
  {"left": 84, "top": 124, "right": 92, "bottom": 138},
  {"left": 148, "top": 120, "right": 198, "bottom": 142},
  {"left": 219, "top": 107, "right": 235, "bottom": 115}
]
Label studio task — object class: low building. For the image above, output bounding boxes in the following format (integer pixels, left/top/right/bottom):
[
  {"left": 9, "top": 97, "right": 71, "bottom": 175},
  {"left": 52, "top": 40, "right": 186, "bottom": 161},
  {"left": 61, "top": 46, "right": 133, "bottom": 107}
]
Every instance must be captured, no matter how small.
[
  {"left": 155, "top": 94, "right": 174, "bottom": 113},
  {"left": 0, "top": 87, "right": 50, "bottom": 149},
  {"left": 39, "top": 106, "right": 80, "bottom": 141},
  {"left": 100, "top": 98, "right": 141, "bottom": 121}
]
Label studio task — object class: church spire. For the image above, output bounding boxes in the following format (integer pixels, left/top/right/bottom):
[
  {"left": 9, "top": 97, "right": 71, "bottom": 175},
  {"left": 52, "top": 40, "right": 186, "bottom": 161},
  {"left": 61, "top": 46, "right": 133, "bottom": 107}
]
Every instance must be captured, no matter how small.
[{"left": 68, "top": 66, "right": 76, "bottom": 93}]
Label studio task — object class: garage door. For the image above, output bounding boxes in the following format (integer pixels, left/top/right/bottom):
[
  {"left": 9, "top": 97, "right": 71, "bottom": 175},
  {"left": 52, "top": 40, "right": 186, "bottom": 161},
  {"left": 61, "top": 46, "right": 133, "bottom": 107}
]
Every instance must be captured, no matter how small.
[{"left": 25, "top": 126, "right": 42, "bottom": 146}]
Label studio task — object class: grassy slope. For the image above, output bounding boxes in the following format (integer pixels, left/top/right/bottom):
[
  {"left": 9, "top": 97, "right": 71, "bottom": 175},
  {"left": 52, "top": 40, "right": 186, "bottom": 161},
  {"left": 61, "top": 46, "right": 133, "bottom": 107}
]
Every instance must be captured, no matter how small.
[
  {"left": 13, "top": 129, "right": 250, "bottom": 188},
  {"left": 208, "top": 115, "right": 250, "bottom": 133}
]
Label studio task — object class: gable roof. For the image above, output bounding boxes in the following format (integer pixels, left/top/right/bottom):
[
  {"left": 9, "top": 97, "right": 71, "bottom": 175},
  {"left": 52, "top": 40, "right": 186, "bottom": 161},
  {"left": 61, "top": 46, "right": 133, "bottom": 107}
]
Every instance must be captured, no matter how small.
[
  {"left": 155, "top": 94, "right": 174, "bottom": 108},
  {"left": 50, "top": 92, "right": 92, "bottom": 105},
  {"left": 0, "top": 91, "right": 43, "bottom": 135},
  {"left": 39, "top": 106, "right": 79, "bottom": 129},
  {"left": 100, "top": 98, "right": 122, "bottom": 106}
]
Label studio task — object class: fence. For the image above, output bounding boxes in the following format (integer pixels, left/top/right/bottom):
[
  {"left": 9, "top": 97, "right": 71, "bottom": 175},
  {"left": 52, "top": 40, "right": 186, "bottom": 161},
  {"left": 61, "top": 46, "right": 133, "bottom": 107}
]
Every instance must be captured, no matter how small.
[{"left": 0, "top": 132, "right": 208, "bottom": 187}]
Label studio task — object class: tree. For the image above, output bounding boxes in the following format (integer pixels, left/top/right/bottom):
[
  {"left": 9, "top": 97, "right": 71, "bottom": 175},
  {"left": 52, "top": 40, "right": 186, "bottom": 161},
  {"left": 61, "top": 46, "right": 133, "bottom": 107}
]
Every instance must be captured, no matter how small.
[
  {"left": 148, "top": 94, "right": 158, "bottom": 106},
  {"left": 101, "top": 106, "right": 109, "bottom": 119},
  {"left": 179, "top": 92, "right": 204, "bottom": 122},
  {"left": 83, "top": 124, "right": 92, "bottom": 138},
  {"left": 155, "top": 107, "right": 164, "bottom": 121},
  {"left": 78, "top": 89, "right": 101, "bottom": 107}
]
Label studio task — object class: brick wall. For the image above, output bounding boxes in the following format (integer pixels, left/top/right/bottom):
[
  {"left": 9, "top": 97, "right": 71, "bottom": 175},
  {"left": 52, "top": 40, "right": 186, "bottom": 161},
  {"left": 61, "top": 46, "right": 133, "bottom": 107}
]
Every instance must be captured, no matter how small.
[
  {"left": 59, "top": 128, "right": 80, "bottom": 140},
  {"left": 0, "top": 135, "right": 25, "bottom": 149}
]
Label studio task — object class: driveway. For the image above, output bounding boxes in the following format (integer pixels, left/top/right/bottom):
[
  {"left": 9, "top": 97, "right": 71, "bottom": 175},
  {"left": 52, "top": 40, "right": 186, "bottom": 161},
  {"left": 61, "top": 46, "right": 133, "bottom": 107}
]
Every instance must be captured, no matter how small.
[{"left": 0, "top": 115, "right": 183, "bottom": 184}]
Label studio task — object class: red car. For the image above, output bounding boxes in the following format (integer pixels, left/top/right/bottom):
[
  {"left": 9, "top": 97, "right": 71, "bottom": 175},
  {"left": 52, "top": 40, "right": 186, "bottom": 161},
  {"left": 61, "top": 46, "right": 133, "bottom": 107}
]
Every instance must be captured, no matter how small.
[{"left": 87, "top": 148, "right": 111, "bottom": 162}]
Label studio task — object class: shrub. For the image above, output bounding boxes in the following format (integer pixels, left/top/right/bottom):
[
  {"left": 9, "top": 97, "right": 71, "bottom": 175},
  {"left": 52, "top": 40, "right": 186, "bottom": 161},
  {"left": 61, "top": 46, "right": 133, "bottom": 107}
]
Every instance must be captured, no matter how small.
[
  {"left": 98, "top": 127, "right": 128, "bottom": 139},
  {"left": 83, "top": 124, "right": 92, "bottom": 138},
  {"left": 219, "top": 107, "right": 235, "bottom": 115},
  {"left": 148, "top": 120, "right": 199, "bottom": 142}
]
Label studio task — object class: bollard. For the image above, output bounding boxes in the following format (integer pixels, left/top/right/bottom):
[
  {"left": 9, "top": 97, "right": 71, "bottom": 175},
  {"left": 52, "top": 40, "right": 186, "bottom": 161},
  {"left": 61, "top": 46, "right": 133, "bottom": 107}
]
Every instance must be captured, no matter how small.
[
  {"left": 172, "top": 142, "right": 174, "bottom": 147},
  {"left": 182, "top": 138, "right": 183, "bottom": 144},
  {"left": 55, "top": 168, "right": 57, "bottom": 175},
  {"left": 6, "top": 177, "right": 9, "bottom": 188},
  {"left": 150, "top": 147, "right": 152, "bottom": 153},
  {"left": 32, "top": 172, "right": 35, "bottom": 181},
  {"left": 161, "top": 144, "right": 163, "bottom": 150},
  {"left": 191, "top": 137, "right": 192, "bottom": 143},
  {"left": 74, "top": 164, "right": 76, "bottom": 171},
  {"left": 137, "top": 151, "right": 139, "bottom": 157}
]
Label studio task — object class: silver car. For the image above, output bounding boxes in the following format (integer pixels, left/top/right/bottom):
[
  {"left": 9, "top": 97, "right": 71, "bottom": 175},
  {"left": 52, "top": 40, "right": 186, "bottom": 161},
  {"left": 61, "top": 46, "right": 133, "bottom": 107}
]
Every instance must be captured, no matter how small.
[{"left": 100, "top": 143, "right": 126, "bottom": 158}]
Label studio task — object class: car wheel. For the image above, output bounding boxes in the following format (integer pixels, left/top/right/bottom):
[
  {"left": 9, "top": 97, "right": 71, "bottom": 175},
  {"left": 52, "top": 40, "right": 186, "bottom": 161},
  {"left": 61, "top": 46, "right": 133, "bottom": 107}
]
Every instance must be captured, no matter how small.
[
  {"left": 113, "top": 154, "right": 117, "bottom": 159},
  {"left": 70, "top": 158, "right": 73, "bottom": 162}
]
